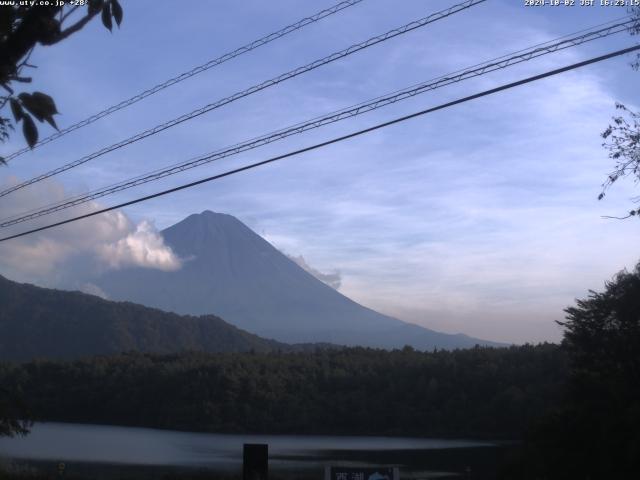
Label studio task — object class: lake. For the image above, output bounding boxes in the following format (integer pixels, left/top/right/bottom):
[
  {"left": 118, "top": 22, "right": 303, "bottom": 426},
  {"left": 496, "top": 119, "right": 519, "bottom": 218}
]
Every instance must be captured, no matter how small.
[{"left": 0, "top": 422, "right": 506, "bottom": 479}]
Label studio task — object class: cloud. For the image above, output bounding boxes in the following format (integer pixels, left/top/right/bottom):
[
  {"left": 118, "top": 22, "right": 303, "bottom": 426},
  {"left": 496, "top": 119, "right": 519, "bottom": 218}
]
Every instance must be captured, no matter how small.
[
  {"left": 286, "top": 253, "right": 342, "bottom": 290},
  {"left": 80, "top": 283, "right": 110, "bottom": 300},
  {"left": 97, "top": 221, "right": 181, "bottom": 271},
  {"left": 0, "top": 178, "right": 181, "bottom": 288}
]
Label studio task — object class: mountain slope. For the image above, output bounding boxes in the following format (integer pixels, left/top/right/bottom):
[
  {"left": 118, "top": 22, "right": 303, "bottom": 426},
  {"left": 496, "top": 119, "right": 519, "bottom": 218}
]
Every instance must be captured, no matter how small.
[
  {"left": 96, "top": 211, "right": 500, "bottom": 349},
  {"left": 0, "top": 275, "right": 286, "bottom": 362}
]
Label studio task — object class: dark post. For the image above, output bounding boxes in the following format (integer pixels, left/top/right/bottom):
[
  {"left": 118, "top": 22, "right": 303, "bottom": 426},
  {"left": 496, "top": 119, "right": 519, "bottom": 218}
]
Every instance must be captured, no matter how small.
[{"left": 243, "top": 443, "right": 268, "bottom": 480}]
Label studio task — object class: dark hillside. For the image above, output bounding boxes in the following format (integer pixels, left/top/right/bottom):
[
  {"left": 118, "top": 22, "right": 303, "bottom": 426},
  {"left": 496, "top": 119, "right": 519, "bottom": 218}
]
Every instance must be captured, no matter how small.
[{"left": 0, "top": 275, "right": 286, "bottom": 362}]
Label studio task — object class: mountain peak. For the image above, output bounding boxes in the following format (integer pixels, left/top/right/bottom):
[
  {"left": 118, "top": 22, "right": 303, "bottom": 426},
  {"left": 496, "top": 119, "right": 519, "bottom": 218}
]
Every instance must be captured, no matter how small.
[
  {"left": 95, "top": 212, "right": 502, "bottom": 349},
  {"left": 162, "top": 210, "right": 261, "bottom": 258},
  {"left": 183, "top": 210, "right": 238, "bottom": 224},
  {"left": 200, "top": 210, "right": 227, "bottom": 218}
]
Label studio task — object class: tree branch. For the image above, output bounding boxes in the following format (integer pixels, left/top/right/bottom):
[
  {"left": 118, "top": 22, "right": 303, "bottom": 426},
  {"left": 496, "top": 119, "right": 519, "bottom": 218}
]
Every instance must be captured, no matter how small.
[
  {"left": 60, "top": 5, "right": 81, "bottom": 24},
  {"left": 601, "top": 214, "right": 634, "bottom": 220},
  {"left": 0, "top": 6, "right": 61, "bottom": 82},
  {"left": 53, "top": 9, "right": 101, "bottom": 44}
]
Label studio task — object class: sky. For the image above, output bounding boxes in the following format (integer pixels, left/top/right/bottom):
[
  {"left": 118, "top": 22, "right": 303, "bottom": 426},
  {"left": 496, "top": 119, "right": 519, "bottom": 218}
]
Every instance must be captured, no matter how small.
[{"left": 0, "top": 0, "right": 639, "bottom": 343}]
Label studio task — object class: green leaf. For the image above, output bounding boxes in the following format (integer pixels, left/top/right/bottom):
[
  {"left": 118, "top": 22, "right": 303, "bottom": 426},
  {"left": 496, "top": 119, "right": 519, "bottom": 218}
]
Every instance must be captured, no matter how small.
[
  {"left": 9, "top": 98, "right": 23, "bottom": 122},
  {"left": 18, "top": 93, "right": 44, "bottom": 122},
  {"left": 44, "top": 115, "right": 58, "bottom": 131},
  {"left": 22, "top": 114, "right": 38, "bottom": 148},
  {"left": 88, "top": 0, "right": 104, "bottom": 15},
  {"left": 101, "top": 2, "right": 112, "bottom": 31},
  {"left": 18, "top": 92, "right": 59, "bottom": 129},
  {"left": 31, "top": 92, "right": 58, "bottom": 115},
  {"left": 111, "top": 0, "right": 123, "bottom": 27}
]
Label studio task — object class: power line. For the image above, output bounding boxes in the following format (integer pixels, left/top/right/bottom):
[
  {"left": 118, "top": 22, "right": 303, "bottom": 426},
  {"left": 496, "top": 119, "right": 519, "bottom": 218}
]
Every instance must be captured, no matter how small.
[
  {"left": 1, "top": 44, "right": 637, "bottom": 244},
  {"left": 0, "top": 0, "right": 486, "bottom": 199},
  {"left": 1, "top": 0, "right": 365, "bottom": 163},
  {"left": 0, "top": 18, "right": 633, "bottom": 228}
]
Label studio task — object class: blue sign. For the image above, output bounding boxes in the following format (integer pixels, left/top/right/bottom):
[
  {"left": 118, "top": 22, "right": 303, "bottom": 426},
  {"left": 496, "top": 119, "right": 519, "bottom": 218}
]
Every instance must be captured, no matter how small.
[{"left": 326, "top": 466, "right": 399, "bottom": 480}]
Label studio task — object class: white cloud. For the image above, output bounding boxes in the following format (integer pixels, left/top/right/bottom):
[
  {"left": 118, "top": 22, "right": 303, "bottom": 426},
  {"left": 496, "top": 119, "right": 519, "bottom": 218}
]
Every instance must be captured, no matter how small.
[
  {"left": 0, "top": 179, "right": 181, "bottom": 287},
  {"left": 285, "top": 253, "right": 341, "bottom": 290},
  {"left": 97, "top": 221, "right": 181, "bottom": 271},
  {"left": 80, "top": 282, "right": 110, "bottom": 300}
]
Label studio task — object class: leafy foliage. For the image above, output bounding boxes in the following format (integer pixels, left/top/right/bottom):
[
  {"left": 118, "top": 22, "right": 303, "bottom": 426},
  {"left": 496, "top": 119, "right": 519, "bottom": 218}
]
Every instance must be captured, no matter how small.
[
  {"left": 561, "top": 262, "right": 640, "bottom": 374},
  {"left": 598, "top": 8, "right": 640, "bottom": 217},
  {"left": 600, "top": 104, "right": 640, "bottom": 217},
  {"left": 0, "top": 0, "right": 123, "bottom": 158},
  {"left": 524, "top": 263, "right": 640, "bottom": 479},
  {"left": 0, "top": 344, "right": 566, "bottom": 440},
  {"left": 631, "top": 7, "right": 640, "bottom": 70}
]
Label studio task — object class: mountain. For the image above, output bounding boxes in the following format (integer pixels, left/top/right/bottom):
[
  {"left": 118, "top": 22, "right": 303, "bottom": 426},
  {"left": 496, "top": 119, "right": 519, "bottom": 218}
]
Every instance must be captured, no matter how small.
[
  {"left": 96, "top": 211, "right": 500, "bottom": 349},
  {"left": 0, "top": 275, "right": 288, "bottom": 362}
]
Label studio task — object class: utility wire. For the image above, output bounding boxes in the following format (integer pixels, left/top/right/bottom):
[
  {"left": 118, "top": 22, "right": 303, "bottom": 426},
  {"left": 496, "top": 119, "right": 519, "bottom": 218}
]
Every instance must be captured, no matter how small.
[
  {"left": 1, "top": 0, "right": 365, "bottom": 163},
  {"left": 1, "top": 44, "right": 637, "bottom": 244},
  {"left": 0, "top": 18, "right": 633, "bottom": 228},
  {"left": 0, "top": 0, "right": 486, "bottom": 199}
]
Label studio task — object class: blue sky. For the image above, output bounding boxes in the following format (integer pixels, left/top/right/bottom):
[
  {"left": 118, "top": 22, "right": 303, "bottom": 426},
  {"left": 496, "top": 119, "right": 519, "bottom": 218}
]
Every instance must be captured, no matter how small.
[{"left": 0, "top": 0, "right": 639, "bottom": 343}]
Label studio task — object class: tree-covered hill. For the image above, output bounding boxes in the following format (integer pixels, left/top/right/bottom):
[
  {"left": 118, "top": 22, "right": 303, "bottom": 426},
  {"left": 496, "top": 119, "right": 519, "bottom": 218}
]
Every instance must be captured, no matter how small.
[{"left": 0, "top": 275, "right": 287, "bottom": 361}]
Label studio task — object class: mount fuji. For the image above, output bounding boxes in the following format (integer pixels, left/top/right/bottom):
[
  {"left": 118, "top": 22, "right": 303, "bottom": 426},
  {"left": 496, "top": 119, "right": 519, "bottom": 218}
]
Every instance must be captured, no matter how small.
[{"left": 95, "top": 211, "right": 500, "bottom": 349}]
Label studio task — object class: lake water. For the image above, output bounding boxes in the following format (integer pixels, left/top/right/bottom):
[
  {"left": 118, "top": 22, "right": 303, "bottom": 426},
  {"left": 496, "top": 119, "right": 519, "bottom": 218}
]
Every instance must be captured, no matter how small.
[{"left": 0, "top": 422, "right": 503, "bottom": 479}]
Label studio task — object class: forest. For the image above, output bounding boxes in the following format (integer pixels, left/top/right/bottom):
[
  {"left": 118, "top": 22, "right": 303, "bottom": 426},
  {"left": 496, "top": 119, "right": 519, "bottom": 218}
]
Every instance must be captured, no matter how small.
[{"left": 0, "top": 344, "right": 564, "bottom": 439}]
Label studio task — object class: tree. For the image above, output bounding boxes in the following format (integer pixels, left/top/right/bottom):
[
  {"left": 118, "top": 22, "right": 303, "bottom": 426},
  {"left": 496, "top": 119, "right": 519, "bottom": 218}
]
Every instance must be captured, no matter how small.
[
  {"left": 561, "top": 263, "right": 640, "bottom": 476},
  {"left": 632, "top": 6, "right": 640, "bottom": 70},
  {"left": 0, "top": 0, "right": 123, "bottom": 160},
  {"left": 527, "top": 263, "right": 640, "bottom": 479},
  {"left": 599, "top": 7, "right": 640, "bottom": 218},
  {"left": 561, "top": 263, "right": 640, "bottom": 376}
]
